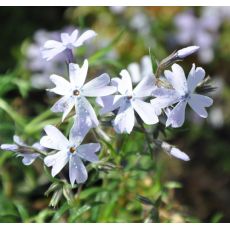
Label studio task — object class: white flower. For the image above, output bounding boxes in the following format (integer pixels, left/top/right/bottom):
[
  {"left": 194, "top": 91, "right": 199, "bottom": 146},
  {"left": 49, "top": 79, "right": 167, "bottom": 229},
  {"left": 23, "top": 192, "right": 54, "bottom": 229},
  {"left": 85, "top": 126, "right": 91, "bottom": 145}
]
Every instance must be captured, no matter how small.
[
  {"left": 151, "top": 63, "right": 213, "bottom": 128},
  {"left": 127, "top": 55, "right": 153, "bottom": 83},
  {"left": 40, "top": 124, "right": 100, "bottom": 185},
  {"left": 49, "top": 59, "right": 116, "bottom": 128},
  {"left": 42, "top": 29, "right": 97, "bottom": 61},
  {"left": 0, "top": 135, "right": 40, "bottom": 165},
  {"left": 97, "top": 69, "right": 159, "bottom": 134}
]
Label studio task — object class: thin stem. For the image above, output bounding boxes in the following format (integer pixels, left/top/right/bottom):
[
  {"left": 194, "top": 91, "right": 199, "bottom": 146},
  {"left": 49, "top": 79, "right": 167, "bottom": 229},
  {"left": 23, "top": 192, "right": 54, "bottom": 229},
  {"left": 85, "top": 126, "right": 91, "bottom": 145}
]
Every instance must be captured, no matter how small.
[{"left": 65, "top": 48, "right": 75, "bottom": 64}]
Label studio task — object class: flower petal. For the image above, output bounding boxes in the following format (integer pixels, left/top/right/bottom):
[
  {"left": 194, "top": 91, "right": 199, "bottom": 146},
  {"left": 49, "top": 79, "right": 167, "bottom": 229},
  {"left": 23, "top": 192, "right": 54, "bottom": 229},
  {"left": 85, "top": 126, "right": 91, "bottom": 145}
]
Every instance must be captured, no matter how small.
[
  {"left": 46, "top": 150, "right": 68, "bottom": 177},
  {"left": 42, "top": 42, "right": 65, "bottom": 61},
  {"left": 69, "top": 155, "right": 88, "bottom": 185},
  {"left": 44, "top": 150, "right": 65, "bottom": 167},
  {"left": 188, "top": 94, "right": 213, "bottom": 118},
  {"left": 119, "top": 69, "right": 133, "bottom": 95},
  {"left": 187, "top": 64, "right": 205, "bottom": 92},
  {"left": 17, "top": 153, "right": 40, "bottom": 166},
  {"left": 150, "top": 96, "right": 179, "bottom": 116},
  {"left": 69, "top": 114, "right": 92, "bottom": 146},
  {"left": 51, "top": 95, "right": 75, "bottom": 122},
  {"left": 69, "top": 29, "right": 79, "bottom": 43},
  {"left": 82, "top": 73, "right": 116, "bottom": 97},
  {"left": 13, "top": 135, "right": 26, "bottom": 146},
  {"left": 132, "top": 99, "right": 159, "bottom": 125},
  {"left": 77, "top": 143, "right": 100, "bottom": 162},
  {"left": 61, "top": 33, "right": 71, "bottom": 44},
  {"left": 40, "top": 125, "right": 69, "bottom": 151},
  {"left": 133, "top": 76, "right": 156, "bottom": 98},
  {"left": 152, "top": 87, "right": 179, "bottom": 98},
  {"left": 166, "top": 100, "right": 187, "bottom": 128},
  {"left": 113, "top": 101, "right": 135, "bottom": 134},
  {"left": 75, "top": 59, "right": 88, "bottom": 88},
  {"left": 75, "top": 96, "right": 99, "bottom": 128},
  {"left": 96, "top": 95, "right": 124, "bottom": 114},
  {"left": 69, "top": 63, "right": 80, "bottom": 87},
  {"left": 74, "top": 30, "right": 97, "bottom": 47},
  {"left": 164, "top": 64, "right": 188, "bottom": 95},
  {"left": 48, "top": 74, "right": 72, "bottom": 96},
  {"left": 43, "top": 40, "right": 62, "bottom": 49},
  {"left": 127, "top": 62, "right": 141, "bottom": 83}
]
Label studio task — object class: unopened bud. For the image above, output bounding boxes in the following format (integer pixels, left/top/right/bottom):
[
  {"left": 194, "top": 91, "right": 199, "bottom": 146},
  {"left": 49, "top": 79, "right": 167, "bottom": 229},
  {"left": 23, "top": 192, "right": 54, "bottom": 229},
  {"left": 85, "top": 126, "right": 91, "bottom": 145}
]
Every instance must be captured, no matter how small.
[
  {"left": 155, "top": 140, "right": 190, "bottom": 161},
  {"left": 0, "top": 144, "right": 18, "bottom": 151},
  {"left": 177, "top": 46, "right": 200, "bottom": 59}
]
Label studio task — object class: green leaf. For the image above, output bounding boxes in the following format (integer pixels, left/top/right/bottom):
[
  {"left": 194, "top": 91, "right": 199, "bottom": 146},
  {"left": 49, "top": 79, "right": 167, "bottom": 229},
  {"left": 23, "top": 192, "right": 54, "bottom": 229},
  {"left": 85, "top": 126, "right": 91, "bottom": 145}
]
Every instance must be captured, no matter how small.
[
  {"left": 14, "top": 202, "right": 29, "bottom": 222},
  {"left": 51, "top": 202, "right": 70, "bottom": 222},
  {"left": 211, "top": 212, "right": 223, "bottom": 223},
  {"left": 0, "top": 98, "right": 26, "bottom": 127},
  {"left": 12, "top": 78, "right": 30, "bottom": 98},
  {"left": 68, "top": 205, "right": 91, "bottom": 222},
  {"left": 33, "top": 209, "right": 55, "bottom": 223},
  {"left": 148, "top": 48, "right": 158, "bottom": 74},
  {"left": 24, "top": 109, "right": 54, "bottom": 134},
  {"left": 79, "top": 187, "right": 103, "bottom": 200}
]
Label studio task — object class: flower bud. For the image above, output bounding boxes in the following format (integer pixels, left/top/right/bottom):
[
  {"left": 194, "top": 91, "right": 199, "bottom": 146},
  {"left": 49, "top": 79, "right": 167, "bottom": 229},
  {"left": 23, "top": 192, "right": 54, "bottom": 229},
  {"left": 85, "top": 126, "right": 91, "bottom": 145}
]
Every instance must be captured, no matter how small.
[
  {"left": 177, "top": 46, "right": 200, "bottom": 59},
  {"left": 155, "top": 140, "right": 190, "bottom": 161},
  {"left": 0, "top": 144, "right": 18, "bottom": 151}
]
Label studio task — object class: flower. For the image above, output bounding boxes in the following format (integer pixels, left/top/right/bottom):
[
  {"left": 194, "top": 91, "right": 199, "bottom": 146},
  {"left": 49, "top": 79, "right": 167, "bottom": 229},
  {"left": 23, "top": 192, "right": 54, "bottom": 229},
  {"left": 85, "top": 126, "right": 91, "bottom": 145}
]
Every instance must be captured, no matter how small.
[
  {"left": 0, "top": 135, "right": 40, "bottom": 165},
  {"left": 42, "top": 29, "right": 97, "bottom": 61},
  {"left": 40, "top": 124, "right": 100, "bottom": 185},
  {"left": 127, "top": 55, "right": 153, "bottom": 83},
  {"left": 173, "top": 8, "right": 227, "bottom": 63},
  {"left": 97, "top": 69, "right": 159, "bottom": 134},
  {"left": 49, "top": 59, "right": 116, "bottom": 128},
  {"left": 27, "top": 28, "right": 73, "bottom": 89},
  {"left": 151, "top": 63, "right": 213, "bottom": 128}
]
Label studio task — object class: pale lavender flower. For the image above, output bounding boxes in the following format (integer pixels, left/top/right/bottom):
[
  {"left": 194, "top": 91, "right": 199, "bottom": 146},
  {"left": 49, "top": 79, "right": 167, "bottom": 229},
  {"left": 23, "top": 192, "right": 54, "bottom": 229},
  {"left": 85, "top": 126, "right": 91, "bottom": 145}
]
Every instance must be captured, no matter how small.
[
  {"left": 0, "top": 136, "right": 40, "bottom": 165},
  {"left": 151, "top": 63, "right": 213, "bottom": 128},
  {"left": 42, "top": 29, "right": 97, "bottom": 61},
  {"left": 97, "top": 69, "right": 159, "bottom": 134},
  {"left": 174, "top": 9, "right": 219, "bottom": 63},
  {"left": 26, "top": 28, "right": 74, "bottom": 89},
  {"left": 109, "top": 6, "right": 126, "bottom": 14},
  {"left": 127, "top": 55, "right": 153, "bottom": 83},
  {"left": 49, "top": 59, "right": 116, "bottom": 127},
  {"left": 40, "top": 124, "right": 100, "bottom": 185}
]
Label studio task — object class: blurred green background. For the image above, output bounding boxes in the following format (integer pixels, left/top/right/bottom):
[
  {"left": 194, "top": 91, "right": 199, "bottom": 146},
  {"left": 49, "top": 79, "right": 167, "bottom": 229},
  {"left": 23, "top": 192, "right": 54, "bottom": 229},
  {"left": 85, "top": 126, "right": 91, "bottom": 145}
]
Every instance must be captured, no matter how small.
[{"left": 0, "top": 6, "right": 229, "bottom": 223}]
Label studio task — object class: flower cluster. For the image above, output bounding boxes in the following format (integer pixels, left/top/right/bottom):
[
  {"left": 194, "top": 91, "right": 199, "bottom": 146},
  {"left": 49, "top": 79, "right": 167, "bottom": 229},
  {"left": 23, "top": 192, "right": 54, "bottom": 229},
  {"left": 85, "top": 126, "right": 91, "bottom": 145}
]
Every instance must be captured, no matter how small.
[
  {"left": 174, "top": 7, "right": 230, "bottom": 63},
  {"left": 0, "top": 28, "right": 214, "bottom": 188}
]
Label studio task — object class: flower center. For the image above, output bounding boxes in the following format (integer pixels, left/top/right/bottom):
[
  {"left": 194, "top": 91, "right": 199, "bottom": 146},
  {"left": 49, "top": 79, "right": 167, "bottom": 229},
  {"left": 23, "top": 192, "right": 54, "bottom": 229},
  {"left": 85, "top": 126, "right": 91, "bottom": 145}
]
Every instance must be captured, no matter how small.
[
  {"left": 69, "top": 146, "right": 76, "bottom": 154},
  {"left": 127, "top": 95, "right": 132, "bottom": 100},
  {"left": 181, "top": 92, "right": 191, "bottom": 101},
  {"left": 73, "top": 89, "right": 80, "bottom": 96},
  {"left": 66, "top": 43, "right": 73, "bottom": 49}
]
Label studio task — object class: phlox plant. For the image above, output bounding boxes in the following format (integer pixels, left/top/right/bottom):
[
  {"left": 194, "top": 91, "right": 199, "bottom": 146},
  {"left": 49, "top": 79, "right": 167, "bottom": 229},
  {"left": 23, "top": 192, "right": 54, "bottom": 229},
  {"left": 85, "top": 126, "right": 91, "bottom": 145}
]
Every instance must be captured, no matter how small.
[{"left": 0, "top": 28, "right": 214, "bottom": 219}]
